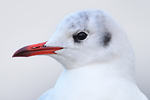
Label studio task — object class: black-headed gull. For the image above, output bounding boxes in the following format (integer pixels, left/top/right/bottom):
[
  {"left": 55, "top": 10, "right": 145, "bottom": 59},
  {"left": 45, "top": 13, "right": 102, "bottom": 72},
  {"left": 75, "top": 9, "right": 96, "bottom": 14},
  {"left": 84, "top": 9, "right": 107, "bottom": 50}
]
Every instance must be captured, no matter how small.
[{"left": 13, "top": 9, "right": 148, "bottom": 100}]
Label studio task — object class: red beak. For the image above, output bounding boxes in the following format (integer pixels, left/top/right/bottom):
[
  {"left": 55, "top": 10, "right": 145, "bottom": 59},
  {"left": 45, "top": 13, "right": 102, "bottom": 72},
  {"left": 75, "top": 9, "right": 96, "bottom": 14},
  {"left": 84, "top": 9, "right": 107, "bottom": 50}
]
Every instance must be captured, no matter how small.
[{"left": 12, "top": 42, "right": 63, "bottom": 57}]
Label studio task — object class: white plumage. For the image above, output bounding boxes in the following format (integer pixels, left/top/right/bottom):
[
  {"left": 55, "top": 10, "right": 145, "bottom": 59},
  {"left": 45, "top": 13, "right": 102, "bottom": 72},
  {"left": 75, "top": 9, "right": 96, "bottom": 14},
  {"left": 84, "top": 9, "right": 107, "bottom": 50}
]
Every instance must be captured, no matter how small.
[{"left": 38, "top": 9, "right": 148, "bottom": 100}]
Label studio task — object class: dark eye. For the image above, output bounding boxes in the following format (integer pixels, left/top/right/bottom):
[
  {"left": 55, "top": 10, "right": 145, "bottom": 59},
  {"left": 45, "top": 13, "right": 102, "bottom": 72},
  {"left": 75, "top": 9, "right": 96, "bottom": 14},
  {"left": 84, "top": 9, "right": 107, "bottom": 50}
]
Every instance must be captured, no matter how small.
[{"left": 73, "top": 32, "right": 88, "bottom": 43}]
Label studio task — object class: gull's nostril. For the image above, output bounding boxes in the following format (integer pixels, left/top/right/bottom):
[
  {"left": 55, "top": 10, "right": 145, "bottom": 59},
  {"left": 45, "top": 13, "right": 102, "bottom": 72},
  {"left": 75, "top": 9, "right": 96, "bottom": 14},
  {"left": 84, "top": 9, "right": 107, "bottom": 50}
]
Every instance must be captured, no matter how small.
[
  {"left": 32, "top": 46, "right": 40, "bottom": 49},
  {"left": 42, "top": 45, "right": 47, "bottom": 47}
]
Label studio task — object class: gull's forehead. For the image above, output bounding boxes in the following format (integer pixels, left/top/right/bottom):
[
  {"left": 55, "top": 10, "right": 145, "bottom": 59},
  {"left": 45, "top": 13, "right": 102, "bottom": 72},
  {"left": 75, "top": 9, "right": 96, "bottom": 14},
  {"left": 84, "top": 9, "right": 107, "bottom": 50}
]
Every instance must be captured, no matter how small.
[
  {"left": 65, "top": 11, "right": 90, "bottom": 28},
  {"left": 67, "top": 11, "right": 89, "bottom": 22},
  {"left": 60, "top": 10, "right": 101, "bottom": 30}
]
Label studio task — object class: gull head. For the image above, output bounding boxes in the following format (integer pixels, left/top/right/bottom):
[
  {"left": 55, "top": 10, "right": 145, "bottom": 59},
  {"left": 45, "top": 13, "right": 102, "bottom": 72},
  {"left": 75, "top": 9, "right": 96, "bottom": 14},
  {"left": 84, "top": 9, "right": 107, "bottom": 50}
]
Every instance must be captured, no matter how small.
[
  {"left": 45, "top": 9, "right": 134, "bottom": 69},
  {"left": 13, "top": 9, "right": 134, "bottom": 69}
]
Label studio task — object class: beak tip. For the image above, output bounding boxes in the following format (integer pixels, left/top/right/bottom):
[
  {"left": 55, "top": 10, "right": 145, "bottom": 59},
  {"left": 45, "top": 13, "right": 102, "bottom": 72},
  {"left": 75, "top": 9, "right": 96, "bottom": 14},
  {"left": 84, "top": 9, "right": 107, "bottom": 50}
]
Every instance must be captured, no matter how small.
[
  {"left": 12, "top": 53, "right": 18, "bottom": 58},
  {"left": 12, "top": 52, "right": 17, "bottom": 58}
]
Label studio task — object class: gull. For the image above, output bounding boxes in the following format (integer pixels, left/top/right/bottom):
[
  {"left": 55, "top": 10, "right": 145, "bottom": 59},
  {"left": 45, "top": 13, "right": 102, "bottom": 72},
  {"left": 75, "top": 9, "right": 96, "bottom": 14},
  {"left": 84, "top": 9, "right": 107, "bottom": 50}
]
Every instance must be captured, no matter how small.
[{"left": 13, "top": 9, "right": 148, "bottom": 100}]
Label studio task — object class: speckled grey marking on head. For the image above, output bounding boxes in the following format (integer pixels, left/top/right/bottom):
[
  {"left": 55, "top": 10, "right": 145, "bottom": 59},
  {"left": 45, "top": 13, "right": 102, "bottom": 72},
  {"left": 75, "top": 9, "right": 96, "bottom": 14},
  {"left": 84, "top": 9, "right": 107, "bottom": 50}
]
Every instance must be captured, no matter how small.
[
  {"left": 79, "top": 12, "right": 89, "bottom": 20},
  {"left": 66, "top": 11, "right": 91, "bottom": 30},
  {"left": 70, "top": 23, "right": 75, "bottom": 28},
  {"left": 83, "top": 12, "right": 89, "bottom": 21},
  {"left": 83, "top": 28, "right": 89, "bottom": 33}
]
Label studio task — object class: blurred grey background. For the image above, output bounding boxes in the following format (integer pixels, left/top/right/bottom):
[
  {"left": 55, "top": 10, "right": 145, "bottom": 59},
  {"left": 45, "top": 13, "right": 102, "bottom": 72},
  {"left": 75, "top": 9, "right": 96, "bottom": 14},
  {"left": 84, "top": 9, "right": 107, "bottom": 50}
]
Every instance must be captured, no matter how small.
[{"left": 0, "top": 0, "right": 150, "bottom": 100}]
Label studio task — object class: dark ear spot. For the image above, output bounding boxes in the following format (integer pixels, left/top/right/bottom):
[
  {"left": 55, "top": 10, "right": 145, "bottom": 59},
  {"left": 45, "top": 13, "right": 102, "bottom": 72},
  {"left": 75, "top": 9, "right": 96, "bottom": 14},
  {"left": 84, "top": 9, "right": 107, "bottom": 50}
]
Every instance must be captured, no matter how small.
[{"left": 103, "top": 32, "right": 111, "bottom": 46}]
